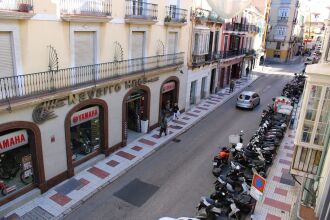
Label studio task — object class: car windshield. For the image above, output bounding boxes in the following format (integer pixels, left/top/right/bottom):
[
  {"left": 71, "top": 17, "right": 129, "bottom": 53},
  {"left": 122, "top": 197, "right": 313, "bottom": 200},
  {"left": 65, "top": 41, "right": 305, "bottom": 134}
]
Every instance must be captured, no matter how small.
[{"left": 239, "top": 94, "right": 251, "bottom": 100}]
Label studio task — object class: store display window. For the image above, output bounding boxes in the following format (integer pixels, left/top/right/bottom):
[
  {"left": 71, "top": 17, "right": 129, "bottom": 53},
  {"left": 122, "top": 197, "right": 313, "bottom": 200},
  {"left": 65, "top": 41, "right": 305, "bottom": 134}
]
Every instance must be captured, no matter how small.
[
  {"left": 0, "top": 129, "right": 34, "bottom": 199},
  {"left": 70, "top": 106, "right": 101, "bottom": 162}
]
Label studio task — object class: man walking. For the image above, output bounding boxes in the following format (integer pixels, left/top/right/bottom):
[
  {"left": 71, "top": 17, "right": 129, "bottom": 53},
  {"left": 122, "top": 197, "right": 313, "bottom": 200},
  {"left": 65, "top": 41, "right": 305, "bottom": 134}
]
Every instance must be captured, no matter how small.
[
  {"left": 159, "top": 116, "right": 168, "bottom": 137},
  {"left": 229, "top": 80, "right": 235, "bottom": 93},
  {"left": 246, "top": 66, "right": 250, "bottom": 77}
]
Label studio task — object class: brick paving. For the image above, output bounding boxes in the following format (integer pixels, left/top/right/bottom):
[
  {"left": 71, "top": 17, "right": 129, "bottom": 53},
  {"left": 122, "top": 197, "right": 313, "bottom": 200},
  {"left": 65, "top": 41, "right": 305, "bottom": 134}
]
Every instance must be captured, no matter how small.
[
  {"left": 3, "top": 75, "right": 258, "bottom": 219},
  {"left": 252, "top": 103, "right": 302, "bottom": 220}
]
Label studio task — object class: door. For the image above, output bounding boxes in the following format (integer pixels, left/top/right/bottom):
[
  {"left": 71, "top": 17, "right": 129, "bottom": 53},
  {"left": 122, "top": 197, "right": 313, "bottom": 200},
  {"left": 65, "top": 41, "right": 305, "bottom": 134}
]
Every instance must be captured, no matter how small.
[
  {"left": 74, "top": 32, "right": 95, "bottom": 67},
  {"left": 190, "top": 81, "right": 197, "bottom": 105},
  {"left": 201, "top": 77, "right": 206, "bottom": 99},
  {"left": 210, "top": 69, "right": 216, "bottom": 94},
  {"left": 0, "top": 32, "right": 15, "bottom": 78},
  {"left": 131, "top": 31, "right": 145, "bottom": 70},
  {"left": 208, "top": 31, "right": 214, "bottom": 60},
  {"left": 168, "top": 32, "right": 177, "bottom": 54},
  {"left": 219, "top": 67, "right": 225, "bottom": 88},
  {"left": 214, "top": 31, "right": 219, "bottom": 54}
]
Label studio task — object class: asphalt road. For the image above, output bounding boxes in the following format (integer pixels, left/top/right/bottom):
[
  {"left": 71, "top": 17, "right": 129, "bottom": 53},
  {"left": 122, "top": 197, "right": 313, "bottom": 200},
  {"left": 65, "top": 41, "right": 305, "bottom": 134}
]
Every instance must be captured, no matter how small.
[{"left": 65, "top": 72, "right": 291, "bottom": 220}]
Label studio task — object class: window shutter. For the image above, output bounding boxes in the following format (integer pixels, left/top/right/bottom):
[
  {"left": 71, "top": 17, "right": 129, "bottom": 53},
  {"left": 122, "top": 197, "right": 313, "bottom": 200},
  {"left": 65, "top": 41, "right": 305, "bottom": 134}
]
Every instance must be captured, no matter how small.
[
  {"left": 131, "top": 31, "right": 145, "bottom": 59},
  {"left": 0, "top": 32, "right": 14, "bottom": 78},
  {"left": 168, "top": 32, "right": 177, "bottom": 54},
  {"left": 74, "top": 31, "right": 95, "bottom": 67}
]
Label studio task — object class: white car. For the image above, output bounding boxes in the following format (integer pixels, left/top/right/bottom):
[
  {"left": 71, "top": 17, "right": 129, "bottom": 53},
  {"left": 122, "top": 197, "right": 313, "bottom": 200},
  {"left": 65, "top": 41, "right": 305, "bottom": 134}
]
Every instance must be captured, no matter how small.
[{"left": 159, "top": 218, "right": 200, "bottom": 220}]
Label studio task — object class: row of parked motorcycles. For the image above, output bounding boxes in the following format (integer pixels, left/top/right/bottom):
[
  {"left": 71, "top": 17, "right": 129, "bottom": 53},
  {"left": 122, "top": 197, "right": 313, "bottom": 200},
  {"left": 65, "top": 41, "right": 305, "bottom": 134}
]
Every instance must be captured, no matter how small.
[{"left": 194, "top": 73, "right": 306, "bottom": 220}]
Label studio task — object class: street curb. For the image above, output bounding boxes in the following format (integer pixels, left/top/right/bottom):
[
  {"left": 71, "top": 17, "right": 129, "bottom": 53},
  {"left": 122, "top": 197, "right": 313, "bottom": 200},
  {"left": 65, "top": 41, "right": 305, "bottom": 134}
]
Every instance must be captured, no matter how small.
[{"left": 44, "top": 76, "right": 261, "bottom": 219}]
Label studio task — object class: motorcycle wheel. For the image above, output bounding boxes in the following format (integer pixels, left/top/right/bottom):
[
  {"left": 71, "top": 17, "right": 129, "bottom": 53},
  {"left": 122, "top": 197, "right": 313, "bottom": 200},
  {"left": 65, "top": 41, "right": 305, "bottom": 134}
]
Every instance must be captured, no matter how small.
[
  {"left": 20, "top": 171, "right": 33, "bottom": 185},
  {"left": 1, "top": 188, "right": 7, "bottom": 196}
]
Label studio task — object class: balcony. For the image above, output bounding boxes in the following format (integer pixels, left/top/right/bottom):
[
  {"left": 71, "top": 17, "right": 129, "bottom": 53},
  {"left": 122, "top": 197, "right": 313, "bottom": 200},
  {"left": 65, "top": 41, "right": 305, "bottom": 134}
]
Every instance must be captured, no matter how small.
[
  {"left": 191, "top": 8, "right": 224, "bottom": 24},
  {"left": 0, "top": 0, "right": 34, "bottom": 20},
  {"left": 60, "top": 0, "right": 112, "bottom": 22},
  {"left": 224, "top": 23, "right": 249, "bottom": 32},
  {"left": 249, "top": 25, "right": 260, "bottom": 33},
  {"left": 125, "top": 0, "right": 158, "bottom": 25},
  {"left": 192, "top": 49, "right": 246, "bottom": 66},
  {"left": 0, "top": 53, "right": 184, "bottom": 104},
  {"left": 164, "top": 6, "right": 188, "bottom": 27},
  {"left": 291, "top": 145, "right": 322, "bottom": 179},
  {"left": 278, "top": 16, "right": 288, "bottom": 23}
]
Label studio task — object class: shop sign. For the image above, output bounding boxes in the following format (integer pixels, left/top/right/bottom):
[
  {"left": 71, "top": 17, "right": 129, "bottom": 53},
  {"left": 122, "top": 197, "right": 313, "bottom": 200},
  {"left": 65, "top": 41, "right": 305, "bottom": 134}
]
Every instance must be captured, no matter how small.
[
  {"left": 32, "top": 76, "right": 159, "bottom": 124},
  {"left": 0, "top": 130, "right": 28, "bottom": 154},
  {"left": 71, "top": 106, "right": 99, "bottom": 127},
  {"left": 162, "top": 82, "right": 175, "bottom": 93}
]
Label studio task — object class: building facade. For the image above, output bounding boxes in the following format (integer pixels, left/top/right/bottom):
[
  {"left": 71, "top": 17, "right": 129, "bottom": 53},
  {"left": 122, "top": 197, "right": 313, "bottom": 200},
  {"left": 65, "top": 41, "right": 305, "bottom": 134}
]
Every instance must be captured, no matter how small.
[
  {"left": 291, "top": 10, "right": 330, "bottom": 219},
  {"left": 0, "top": 0, "right": 192, "bottom": 211},
  {"left": 265, "top": 0, "right": 303, "bottom": 62},
  {"left": 186, "top": 2, "right": 265, "bottom": 110}
]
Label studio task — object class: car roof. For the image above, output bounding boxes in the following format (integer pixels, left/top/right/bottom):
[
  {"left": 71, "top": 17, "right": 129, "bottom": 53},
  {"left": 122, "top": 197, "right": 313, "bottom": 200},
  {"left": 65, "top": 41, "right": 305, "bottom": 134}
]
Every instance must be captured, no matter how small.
[{"left": 240, "top": 91, "right": 256, "bottom": 96}]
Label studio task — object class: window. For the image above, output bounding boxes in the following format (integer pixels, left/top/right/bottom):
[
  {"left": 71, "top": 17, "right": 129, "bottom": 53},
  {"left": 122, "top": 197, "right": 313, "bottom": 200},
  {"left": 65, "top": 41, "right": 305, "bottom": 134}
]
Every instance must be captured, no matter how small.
[
  {"left": 278, "top": 8, "right": 289, "bottom": 18},
  {"left": 314, "top": 87, "right": 330, "bottom": 146},
  {"left": 0, "top": 32, "right": 15, "bottom": 78},
  {"left": 276, "top": 42, "right": 281, "bottom": 50},
  {"left": 193, "top": 30, "right": 210, "bottom": 55}
]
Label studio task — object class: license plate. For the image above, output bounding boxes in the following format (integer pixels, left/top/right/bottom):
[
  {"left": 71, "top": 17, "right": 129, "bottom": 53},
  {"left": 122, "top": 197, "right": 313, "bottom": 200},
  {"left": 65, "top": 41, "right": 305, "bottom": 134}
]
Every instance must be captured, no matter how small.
[{"left": 213, "top": 162, "right": 217, "bottom": 166}]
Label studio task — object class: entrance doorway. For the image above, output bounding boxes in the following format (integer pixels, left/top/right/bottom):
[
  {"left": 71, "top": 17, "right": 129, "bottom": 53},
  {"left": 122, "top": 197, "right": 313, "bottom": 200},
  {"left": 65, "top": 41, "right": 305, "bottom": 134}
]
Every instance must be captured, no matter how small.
[
  {"left": 226, "top": 67, "right": 231, "bottom": 85},
  {"left": 160, "top": 80, "right": 178, "bottom": 120},
  {"left": 0, "top": 122, "right": 45, "bottom": 206},
  {"left": 219, "top": 67, "right": 225, "bottom": 88},
  {"left": 123, "top": 87, "right": 150, "bottom": 145},
  {"left": 231, "top": 64, "right": 240, "bottom": 79},
  {"left": 190, "top": 80, "right": 197, "bottom": 105},
  {"left": 210, "top": 69, "right": 216, "bottom": 94},
  {"left": 65, "top": 99, "right": 108, "bottom": 177}
]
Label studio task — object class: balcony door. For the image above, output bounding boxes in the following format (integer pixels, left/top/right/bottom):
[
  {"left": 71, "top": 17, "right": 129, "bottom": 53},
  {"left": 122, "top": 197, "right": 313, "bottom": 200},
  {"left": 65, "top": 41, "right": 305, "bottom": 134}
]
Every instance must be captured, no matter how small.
[
  {"left": 74, "top": 31, "right": 96, "bottom": 83},
  {"left": 0, "top": 32, "right": 15, "bottom": 78},
  {"left": 131, "top": 31, "right": 145, "bottom": 71},
  {"left": 132, "top": 0, "right": 144, "bottom": 16}
]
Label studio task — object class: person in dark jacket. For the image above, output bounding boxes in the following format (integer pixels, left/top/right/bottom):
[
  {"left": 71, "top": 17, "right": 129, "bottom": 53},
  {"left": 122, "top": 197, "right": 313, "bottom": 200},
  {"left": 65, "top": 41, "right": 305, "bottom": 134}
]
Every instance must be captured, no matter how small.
[
  {"left": 159, "top": 117, "right": 168, "bottom": 137},
  {"left": 172, "top": 103, "right": 179, "bottom": 120},
  {"left": 229, "top": 80, "right": 235, "bottom": 93}
]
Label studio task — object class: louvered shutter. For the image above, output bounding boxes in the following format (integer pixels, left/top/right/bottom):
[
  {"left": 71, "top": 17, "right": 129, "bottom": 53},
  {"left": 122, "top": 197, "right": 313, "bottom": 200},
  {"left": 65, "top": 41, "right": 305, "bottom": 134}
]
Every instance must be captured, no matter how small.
[
  {"left": 0, "top": 32, "right": 14, "bottom": 78},
  {"left": 168, "top": 32, "right": 177, "bottom": 54},
  {"left": 131, "top": 31, "right": 144, "bottom": 59},
  {"left": 74, "top": 31, "right": 95, "bottom": 67}
]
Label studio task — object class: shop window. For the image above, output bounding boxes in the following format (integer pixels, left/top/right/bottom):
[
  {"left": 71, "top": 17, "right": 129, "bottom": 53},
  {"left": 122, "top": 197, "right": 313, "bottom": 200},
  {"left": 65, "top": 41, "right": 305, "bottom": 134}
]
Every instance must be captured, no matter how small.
[
  {"left": 70, "top": 106, "right": 101, "bottom": 162},
  {"left": 274, "top": 50, "right": 281, "bottom": 58},
  {"left": 0, "top": 130, "right": 33, "bottom": 199}
]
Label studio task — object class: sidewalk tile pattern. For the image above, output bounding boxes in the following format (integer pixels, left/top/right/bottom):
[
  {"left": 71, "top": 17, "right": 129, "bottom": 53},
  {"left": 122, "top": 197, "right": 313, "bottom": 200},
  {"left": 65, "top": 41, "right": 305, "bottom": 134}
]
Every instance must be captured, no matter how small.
[{"left": 4, "top": 75, "right": 258, "bottom": 219}]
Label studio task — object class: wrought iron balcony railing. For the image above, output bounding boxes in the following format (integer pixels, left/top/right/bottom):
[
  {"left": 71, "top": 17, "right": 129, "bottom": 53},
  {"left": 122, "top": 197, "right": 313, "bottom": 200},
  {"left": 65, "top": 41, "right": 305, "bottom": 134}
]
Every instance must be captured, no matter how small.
[
  {"left": 125, "top": 0, "right": 158, "bottom": 20},
  {"left": 224, "top": 23, "right": 249, "bottom": 32},
  {"left": 191, "top": 8, "right": 223, "bottom": 23},
  {"left": 60, "top": 0, "right": 112, "bottom": 17},
  {"left": 164, "top": 6, "right": 187, "bottom": 23},
  {"left": 192, "top": 49, "right": 246, "bottom": 66},
  {"left": 278, "top": 16, "right": 288, "bottom": 22},
  {"left": 0, "top": 53, "right": 184, "bottom": 103},
  {"left": 0, "top": 0, "right": 33, "bottom": 12}
]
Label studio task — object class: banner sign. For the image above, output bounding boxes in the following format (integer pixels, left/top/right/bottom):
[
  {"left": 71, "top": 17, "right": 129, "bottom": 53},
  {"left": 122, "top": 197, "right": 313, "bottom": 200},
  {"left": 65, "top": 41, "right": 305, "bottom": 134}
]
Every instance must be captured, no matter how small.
[
  {"left": 274, "top": 96, "right": 293, "bottom": 115},
  {"left": 0, "top": 130, "right": 29, "bottom": 154},
  {"left": 250, "top": 173, "right": 266, "bottom": 201},
  {"left": 71, "top": 106, "right": 99, "bottom": 127},
  {"left": 162, "top": 82, "right": 175, "bottom": 93}
]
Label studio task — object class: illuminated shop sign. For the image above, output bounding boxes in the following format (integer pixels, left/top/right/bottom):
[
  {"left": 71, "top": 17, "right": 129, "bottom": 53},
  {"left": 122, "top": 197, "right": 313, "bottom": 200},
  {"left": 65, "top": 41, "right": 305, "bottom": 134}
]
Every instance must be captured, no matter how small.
[
  {"left": 162, "top": 82, "right": 175, "bottom": 93},
  {"left": 71, "top": 106, "right": 99, "bottom": 127},
  {"left": 0, "top": 130, "right": 28, "bottom": 154}
]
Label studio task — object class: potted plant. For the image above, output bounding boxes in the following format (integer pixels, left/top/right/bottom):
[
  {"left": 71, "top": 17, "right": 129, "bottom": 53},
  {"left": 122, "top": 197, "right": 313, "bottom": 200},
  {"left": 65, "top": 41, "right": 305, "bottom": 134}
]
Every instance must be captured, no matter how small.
[
  {"left": 164, "top": 15, "right": 172, "bottom": 22},
  {"left": 180, "top": 17, "right": 187, "bottom": 23}
]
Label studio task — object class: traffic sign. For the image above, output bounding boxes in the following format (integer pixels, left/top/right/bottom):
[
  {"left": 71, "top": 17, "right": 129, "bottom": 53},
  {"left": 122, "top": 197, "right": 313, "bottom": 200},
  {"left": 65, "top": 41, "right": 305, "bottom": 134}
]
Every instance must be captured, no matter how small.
[{"left": 250, "top": 173, "right": 266, "bottom": 201}]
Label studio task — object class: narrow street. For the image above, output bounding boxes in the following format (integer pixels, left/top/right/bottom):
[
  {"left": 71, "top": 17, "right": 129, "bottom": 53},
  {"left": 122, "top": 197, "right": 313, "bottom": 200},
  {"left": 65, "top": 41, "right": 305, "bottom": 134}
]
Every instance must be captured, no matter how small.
[{"left": 65, "top": 70, "right": 292, "bottom": 220}]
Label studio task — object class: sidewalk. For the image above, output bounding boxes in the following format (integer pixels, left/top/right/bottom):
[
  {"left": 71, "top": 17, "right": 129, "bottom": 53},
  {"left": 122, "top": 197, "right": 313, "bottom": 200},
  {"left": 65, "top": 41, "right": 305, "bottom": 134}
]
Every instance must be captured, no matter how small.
[
  {"left": 252, "top": 103, "right": 302, "bottom": 220},
  {"left": 2, "top": 75, "right": 259, "bottom": 220}
]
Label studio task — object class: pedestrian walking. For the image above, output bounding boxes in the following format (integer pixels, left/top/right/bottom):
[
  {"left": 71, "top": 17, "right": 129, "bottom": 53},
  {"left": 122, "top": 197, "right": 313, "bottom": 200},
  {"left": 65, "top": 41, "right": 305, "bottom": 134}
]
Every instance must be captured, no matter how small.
[
  {"left": 172, "top": 103, "right": 180, "bottom": 120},
  {"left": 229, "top": 80, "right": 235, "bottom": 93},
  {"left": 159, "top": 116, "right": 168, "bottom": 137},
  {"left": 245, "top": 67, "right": 250, "bottom": 77}
]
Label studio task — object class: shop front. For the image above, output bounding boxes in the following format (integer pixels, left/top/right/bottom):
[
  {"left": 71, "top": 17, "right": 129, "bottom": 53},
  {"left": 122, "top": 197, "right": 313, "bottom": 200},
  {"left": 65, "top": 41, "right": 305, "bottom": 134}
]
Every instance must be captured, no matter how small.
[
  {"left": 0, "top": 122, "right": 45, "bottom": 206},
  {"left": 159, "top": 77, "right": 179, "bottom": 120},
  {"left": 65, "top": 100, "right": 108, "bottom": 176},
  {"left": 123, "top": 86, "right": 150, "bottom": 145}
]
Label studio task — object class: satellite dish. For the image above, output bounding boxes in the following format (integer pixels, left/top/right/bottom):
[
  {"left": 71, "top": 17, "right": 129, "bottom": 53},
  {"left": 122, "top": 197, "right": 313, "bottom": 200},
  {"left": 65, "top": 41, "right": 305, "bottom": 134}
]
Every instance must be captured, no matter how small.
[{"left": 206, "top": 0, "right": 252, "bottom": 19}]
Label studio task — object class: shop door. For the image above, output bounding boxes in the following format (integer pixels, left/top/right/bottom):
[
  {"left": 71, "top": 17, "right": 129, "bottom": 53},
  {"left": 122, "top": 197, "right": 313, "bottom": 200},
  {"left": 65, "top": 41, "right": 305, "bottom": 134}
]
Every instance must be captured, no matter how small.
[
  {"left": 126, "top": 91, "right": 146, "bottom": 133},
  {"left": 219, "top": 67, "right": 225, "bottom": 88},
  {"left": 210, "top": 69, "right": 216, "bottom": 94},
  {"left": 190, "top": 81, "right": 197, "bottom": 105},
  {"left": 201, "top": 77, "right": 206, "bottom": 99},
  {"left": 226, "top": 67, "right": 231, "bottom": 84}
]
